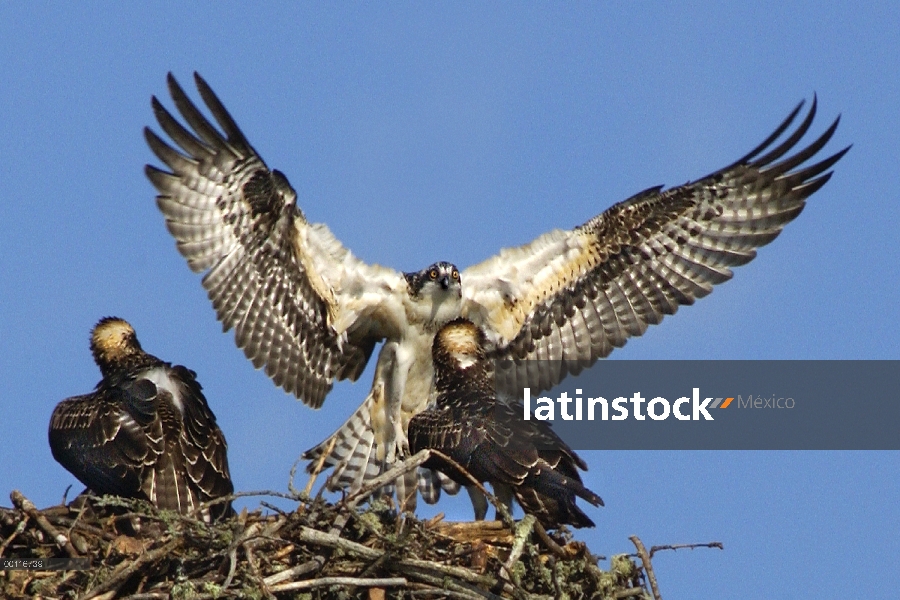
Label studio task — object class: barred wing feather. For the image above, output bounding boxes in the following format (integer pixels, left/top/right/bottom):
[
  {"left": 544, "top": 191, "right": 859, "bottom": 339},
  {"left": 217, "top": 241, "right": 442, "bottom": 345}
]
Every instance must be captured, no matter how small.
[{"left": 463, "top": 98, "right": 849, "bottom": 393}]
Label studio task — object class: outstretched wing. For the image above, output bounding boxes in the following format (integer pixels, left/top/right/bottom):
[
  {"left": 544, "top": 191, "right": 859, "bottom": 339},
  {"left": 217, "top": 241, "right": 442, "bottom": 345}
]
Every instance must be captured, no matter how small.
[
  {"left": 462, "top": 98, "right": 849, "bottom": 392},
  {"left": 145, "top": 73, "right": 403, "bottom": 408}
]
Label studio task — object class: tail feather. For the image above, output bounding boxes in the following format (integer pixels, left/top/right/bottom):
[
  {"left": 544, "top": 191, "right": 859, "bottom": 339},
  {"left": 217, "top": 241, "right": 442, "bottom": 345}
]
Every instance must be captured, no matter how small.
[
  {"left": 515, "top": 465, "right": 603, "bottom": 529},
  {"left": 515, "top": 487, "right": 596, "bottom": 529},
  {"left": 145, "top": 452, "right": 199, "bottom": 517},
  {"left": 304, "top": 396, "right": 374, "bottom": 477},
  {"left": 418, "top": 467, "right": 461, "bottom": 505},
  {"left": 302, "top": 392, "right": 463, "bottom": 513}
]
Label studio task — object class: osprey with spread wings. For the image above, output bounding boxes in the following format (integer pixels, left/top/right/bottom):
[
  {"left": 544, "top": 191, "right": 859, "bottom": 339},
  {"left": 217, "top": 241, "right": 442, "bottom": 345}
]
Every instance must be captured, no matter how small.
[{"left": 145, "top": 73, "right": 847, "bottom": 513}]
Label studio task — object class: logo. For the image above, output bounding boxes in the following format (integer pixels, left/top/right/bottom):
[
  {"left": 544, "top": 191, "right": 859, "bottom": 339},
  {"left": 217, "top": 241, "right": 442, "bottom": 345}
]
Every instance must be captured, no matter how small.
[{"left": 521, "top": 389, "right": 795, "bottom": 421}]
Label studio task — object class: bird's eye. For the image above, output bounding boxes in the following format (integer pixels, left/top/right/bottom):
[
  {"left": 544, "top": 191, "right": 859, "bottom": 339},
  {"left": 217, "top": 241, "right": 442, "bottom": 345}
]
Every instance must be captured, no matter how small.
[
  {"left": 452, "top": 270, "right": 459, "bottom": 281},
  {"left": 429, "top": 270, "right": 437, "bottom": 279}
]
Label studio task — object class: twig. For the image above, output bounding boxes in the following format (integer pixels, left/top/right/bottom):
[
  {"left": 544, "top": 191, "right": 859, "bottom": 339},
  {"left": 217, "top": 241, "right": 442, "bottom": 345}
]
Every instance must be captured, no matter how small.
[
  {"left": 294, "top": 526, "right": 380, "bottom": 559},
  {"left": 301, "top": 437, "right": 336, "bottom": 497},
  {"left": 614, "top": 588, "right": 648, "bottom": 598},
  {"left": 56, "top": 518, "right": 117, "bottom": 542},
  {"left": 186, "top": 489, "right": 301, "bottom": 523},
  {"left": 648, "top": 541, "right": 724, "bottom": 558},
  {"left": 262, "top": 557, "right": 323, "bottom": 586},
  {"left": 428, "top": 451, "right": 514, "bottom": 528},
  {"left": 431, "top": 520, "right": 513, "bottom": 545},
  {"left": 231, "top": 517, "right": 286, "bottom": 550},
  {"left": 79, "top": 537, "right": 180, "bottom": 600},
  {"left": 61, "top": 485, "right": 73, "bottom": 505},
  {"left": 268, "top": 576, "right": 407, "bottom": 593},
  {"left": 227, "top": 489, "right": 304, "bottom": 501},
  {"left": 500, "top": 514, "right": 535, "bottom": 582},
  {"left": 400, "top": 558, "right": 498, "bottom": 588},
  {"left": 629, "top": 535, "right": 662, "bottom": 600},
  {"left": 341, "top": 450, "right": 434, "bottom": 510},
  {"left": 186, "top": 488, "right": 306, "bottom": 514},
  {"left": 293, "top": 525, "right": 501, "bottom": 592},
  {"left": 357, "top": 549, "right": 392, "bottom": 580},
  {"left": 532, "top": 520, "right": 570, "bottom": 559},
  {"left": 63, "top": 501, "right": 88, "bottom": 545},
  {"left": 0, "top": 513, "right": 28, "bottom": 557},
  {"left": 220, "top": 547, "right": 238, "bottom": 592},
  {"left": 11, "top": 490, "right": 80, "bottom": 558},
  {"left": 243, "top": 543, "right": 275, "bottom": 600},
  {"left": 216, "top": 518, "right": 278, "bottom": 594},
  {"left": 396, "top": 567, "right": 500, "bottom": 600},
  {"left": 260, "top": 501, "right": 287, "bottom": 516},
  {"left": 405, "top": 585, "right": 492, "bottom": 600}
]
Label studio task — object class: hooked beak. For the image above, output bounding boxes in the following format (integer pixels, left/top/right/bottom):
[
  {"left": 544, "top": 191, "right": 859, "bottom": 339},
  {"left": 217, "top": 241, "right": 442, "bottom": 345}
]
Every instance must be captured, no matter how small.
[{"left": 440, "top": 275, "right": 450, "bottom": 290}]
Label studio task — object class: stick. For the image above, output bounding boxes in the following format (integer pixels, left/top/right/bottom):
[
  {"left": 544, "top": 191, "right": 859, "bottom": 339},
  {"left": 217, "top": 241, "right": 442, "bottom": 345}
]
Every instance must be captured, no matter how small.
[
  {"left": 220, "top": 547, "right": 238, "bottom": 592},
  {"left": 341, "top": 450, "right": 434, "bottom": 510},
  {"left": 268, "top": 576, "right": 407, "bottom": 593},
  {"left": 0, "top": 514, "right": 28, "bottom": 557},
  {"left": 262, "top": 558, "right": 323, "bottom": 586},
  {"left": 301, "top": 437, "right": 337, "bottom": 497},
  {"left": 10, "top": 490, "right": 79, "bottom": 558},
  {"left": 395, "top": 567, "right": 501, "bottom": 600},
  {"left": 614, "top": 588, "right": 648, "bottom": 598},
  {"left": 500, "top": 514, "right": 535, "bottom": 582},
  {"left": 243, "top": 543, "right": 275, "bottom": 600},
  {"left": 648, "top": 541, "right": 724, "bottom": 558},
  {"left": 293, "top": 525, "right": 500, "bottom": 590},
  {"left": 426, "top": 451, "right": 514, "bottom": 527},
  {"left": 532, "top": 520, "right": 571, "bottom": 559},
  {"left": 330, "top": 449, "right": 434, "bottom": 537},
  {"left": 629, "top": 535, "right": 662, "bottom": 600},
  {"left": 79, "top": 537, "right": 180, "bottom": 600}
]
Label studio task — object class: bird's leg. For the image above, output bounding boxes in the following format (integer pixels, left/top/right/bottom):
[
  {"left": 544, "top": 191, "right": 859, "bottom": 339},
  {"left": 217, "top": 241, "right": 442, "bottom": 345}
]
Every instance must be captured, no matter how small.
[
  {"left": 382, "top": 378, "right": 408, "bottom": 463},
  {"left": 494, "top": 483, "right": 515, "bottom": 520},
  {"left": 389, "top": 413, "right": 410, "bottom": 461},
  {"left": 386, "top": 344, "right": 412, "bottom": 462},
  {"left": 466, "top": 485, "right": 489, "bottom": 521}
]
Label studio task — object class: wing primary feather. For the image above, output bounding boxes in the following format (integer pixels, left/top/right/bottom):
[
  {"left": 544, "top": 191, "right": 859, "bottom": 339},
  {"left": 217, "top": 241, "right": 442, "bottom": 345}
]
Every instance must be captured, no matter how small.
[
  {"left": 147, "top": 74, "right": 390, "bottom": 408},
  {"left": 193, "top": 72, "right": 254, "bottom": 151},
  {"left": 731, "top": 98, "right": 806, "bottom": 166},
  {"left": 464, "top": 96, "right": 847, "bottom": 396},
  {"left": 745, "top": 95, "right": 817, "bottom": 168},
  {"left": 761, "top": 116, "right": 842, "bottom": 180},
  {"left": 150, "top": 95, "right": 214, "bottom": 161},
  {"left": 143, "top": 127, "right": 198, "bottom": 174},
  {"left": 166, "top": 73, "right": 231, "bottom": 153},
  {"left": 776, "top": 144, "right": 850, "bottom": 189}
]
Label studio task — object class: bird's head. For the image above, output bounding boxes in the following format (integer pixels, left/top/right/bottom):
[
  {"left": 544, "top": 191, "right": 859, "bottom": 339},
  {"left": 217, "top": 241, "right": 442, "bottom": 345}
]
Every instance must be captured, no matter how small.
[
  {"left": 404, "top": 261, "right": 461, "bottom": 299},
  {"left": 90, "top": 317, "right": 143, "bottom": 377},
  {"left": 433, "top": 318, "right": 486, "bottom": 373}
]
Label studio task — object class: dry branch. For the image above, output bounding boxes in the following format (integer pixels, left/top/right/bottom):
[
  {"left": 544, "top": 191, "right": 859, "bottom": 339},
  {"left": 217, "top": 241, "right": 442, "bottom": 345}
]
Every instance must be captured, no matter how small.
[{"left": 0, "top": 487, "right": 710, "bottom": 599}]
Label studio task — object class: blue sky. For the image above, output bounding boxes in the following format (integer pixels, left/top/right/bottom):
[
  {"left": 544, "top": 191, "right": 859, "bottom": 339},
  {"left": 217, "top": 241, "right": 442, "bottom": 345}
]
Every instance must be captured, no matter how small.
[{"left": 2, "top": 4, "right": 898, "bottom": 598}]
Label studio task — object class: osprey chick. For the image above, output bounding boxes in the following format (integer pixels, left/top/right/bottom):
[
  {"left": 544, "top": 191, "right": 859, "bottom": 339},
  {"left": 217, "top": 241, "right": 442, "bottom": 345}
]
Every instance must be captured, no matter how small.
[
  {"left": 49, "top": 317, "right": 233, "bottom": 521},
  {"left": 409, "top": 318, "right": 603, "bottom": 529}
]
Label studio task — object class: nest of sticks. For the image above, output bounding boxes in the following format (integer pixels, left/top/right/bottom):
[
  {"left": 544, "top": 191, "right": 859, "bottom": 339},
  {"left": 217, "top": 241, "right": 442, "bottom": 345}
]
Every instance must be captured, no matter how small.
[{"left": 1, "top": 452, "right": 709, "bottom": 599}]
